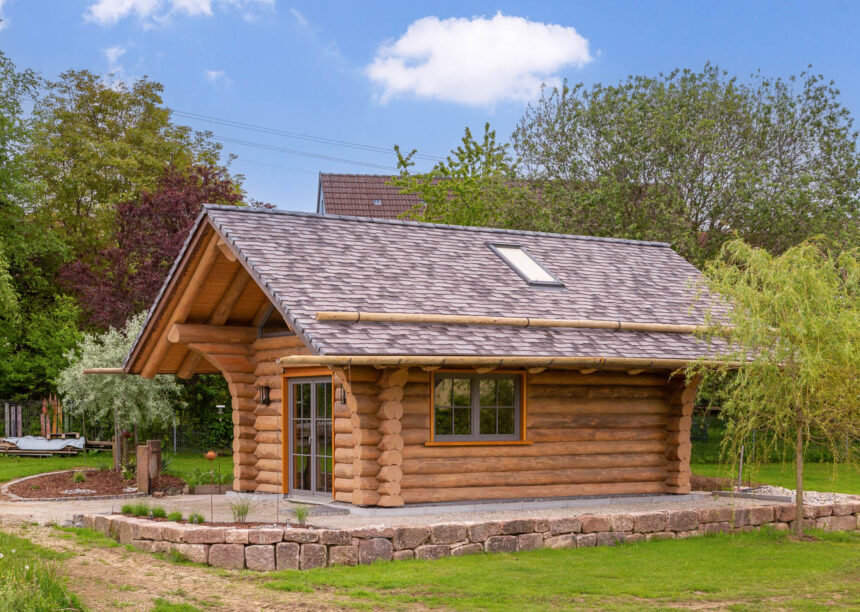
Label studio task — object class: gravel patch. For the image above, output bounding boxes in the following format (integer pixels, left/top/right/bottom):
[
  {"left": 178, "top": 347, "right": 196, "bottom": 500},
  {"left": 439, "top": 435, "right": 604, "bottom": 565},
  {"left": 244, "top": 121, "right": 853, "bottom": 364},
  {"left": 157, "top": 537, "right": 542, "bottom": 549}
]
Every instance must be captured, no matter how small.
[{"left": 739, "top": 485, "right": 859, "bottom": 504}]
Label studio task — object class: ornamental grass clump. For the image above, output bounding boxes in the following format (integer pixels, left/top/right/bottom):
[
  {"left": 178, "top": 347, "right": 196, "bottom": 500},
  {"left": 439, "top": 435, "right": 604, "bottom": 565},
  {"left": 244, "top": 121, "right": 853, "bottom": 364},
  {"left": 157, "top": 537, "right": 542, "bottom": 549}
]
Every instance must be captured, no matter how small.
[
  {"left": 129, "top": 503, "right": 149, "bottom": 517},
  {"left": 229, "top": 494, "right": 255, "bottom": 523},
  {"left": 292, "top": 504, "right": 310, "bottom": 525},
  {"left": 71, "top": 471, "right": 86, "bottom": 483},
  {"left": 166, "top": 511, "right": 182, "bottom": 522},
  {"left": 188, "top": 513, "right": 205, "bottom": 524},
  {"left": 150, "top": 506, "right": 167, "bottom": 519}
]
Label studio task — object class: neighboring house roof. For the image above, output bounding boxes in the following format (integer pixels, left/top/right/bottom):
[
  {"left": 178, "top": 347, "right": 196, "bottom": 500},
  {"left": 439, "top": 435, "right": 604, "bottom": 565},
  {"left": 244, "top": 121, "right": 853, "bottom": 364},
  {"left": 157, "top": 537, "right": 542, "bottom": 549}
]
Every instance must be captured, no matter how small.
[
  {"left": 190, "top": 205, "right": 723, "bottom": 361},
  {"left": 317, "top": 173, "right": 422, "bottom": 218}
]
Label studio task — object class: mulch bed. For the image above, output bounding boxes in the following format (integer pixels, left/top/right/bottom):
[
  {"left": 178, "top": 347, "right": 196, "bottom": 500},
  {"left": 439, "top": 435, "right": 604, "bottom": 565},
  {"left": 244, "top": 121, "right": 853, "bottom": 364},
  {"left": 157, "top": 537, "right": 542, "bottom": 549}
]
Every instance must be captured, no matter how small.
[{"left": 7, "top": 469, "right": 187, "bottom": 499}]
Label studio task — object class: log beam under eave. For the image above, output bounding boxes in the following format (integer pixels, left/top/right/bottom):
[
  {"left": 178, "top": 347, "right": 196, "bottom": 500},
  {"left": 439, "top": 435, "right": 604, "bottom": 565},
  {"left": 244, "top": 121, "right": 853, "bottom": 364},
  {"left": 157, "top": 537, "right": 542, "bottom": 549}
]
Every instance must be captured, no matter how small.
[
  {"left": 216, "top": 238, "right": 237, "bottom": 262},
  {"left": 168, "top": 323, "right": 258, "bottom": 345},
  {"left": 141, "top": 234, "right": 221, "bottom": 379}
]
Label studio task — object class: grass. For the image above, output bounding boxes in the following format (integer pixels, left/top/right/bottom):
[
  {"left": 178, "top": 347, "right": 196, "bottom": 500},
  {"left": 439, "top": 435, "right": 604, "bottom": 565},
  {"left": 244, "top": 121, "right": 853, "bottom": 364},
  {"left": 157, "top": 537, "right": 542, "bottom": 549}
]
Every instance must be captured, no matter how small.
[
  {"left": 0, "top": 531, "right": 83, "bottom": 611},
  {"left": 0, "top": 451, "right": 232, "bottom": 484},
  {"left": 150, "top": 598, "right": 203, "bottom": 612},
  {"left": 264, "top": 529, "right": 860, "bottom": 611},
  {"left": 53, "top": 526, "right": 119, "bottom": 549},
  {"left": 693, "top": 462, "right": 860, "bottom": 495}
]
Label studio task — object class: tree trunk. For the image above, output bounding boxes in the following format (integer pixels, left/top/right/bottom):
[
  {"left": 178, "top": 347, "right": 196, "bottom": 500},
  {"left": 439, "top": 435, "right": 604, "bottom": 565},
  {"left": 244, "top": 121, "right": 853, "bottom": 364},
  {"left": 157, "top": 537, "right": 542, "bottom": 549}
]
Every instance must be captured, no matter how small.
[{"left": 794, "top": 424, "right": 804, "bottom": 538}]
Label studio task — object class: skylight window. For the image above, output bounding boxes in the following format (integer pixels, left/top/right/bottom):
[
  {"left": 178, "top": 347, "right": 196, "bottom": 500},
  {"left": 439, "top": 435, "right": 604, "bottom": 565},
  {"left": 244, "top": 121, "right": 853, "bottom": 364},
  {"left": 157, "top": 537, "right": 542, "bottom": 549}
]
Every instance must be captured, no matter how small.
[
  {"left": 488, "top": 243, "right": 564, "bottom": 287},
  {"left": 372, "top": 199, "right": 383, "bottom": 206}
]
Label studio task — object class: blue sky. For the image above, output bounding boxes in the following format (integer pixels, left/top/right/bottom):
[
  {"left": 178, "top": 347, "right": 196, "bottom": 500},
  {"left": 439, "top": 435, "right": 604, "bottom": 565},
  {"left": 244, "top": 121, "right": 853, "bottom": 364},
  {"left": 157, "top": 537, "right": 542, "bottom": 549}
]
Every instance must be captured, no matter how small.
[{"left": 2, "top": 1, "right": 859, "bottom": 210}]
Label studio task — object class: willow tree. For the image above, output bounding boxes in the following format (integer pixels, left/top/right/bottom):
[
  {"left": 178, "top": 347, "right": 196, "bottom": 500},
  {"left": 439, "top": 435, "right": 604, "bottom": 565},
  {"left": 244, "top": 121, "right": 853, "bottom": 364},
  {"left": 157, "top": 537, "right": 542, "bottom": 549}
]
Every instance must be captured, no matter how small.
[
  {"left": 57, "top": 312, "right": 183, "bottom": 469},
  {"left": 694, "top": 239, "right": 860, "bottom": 536}
]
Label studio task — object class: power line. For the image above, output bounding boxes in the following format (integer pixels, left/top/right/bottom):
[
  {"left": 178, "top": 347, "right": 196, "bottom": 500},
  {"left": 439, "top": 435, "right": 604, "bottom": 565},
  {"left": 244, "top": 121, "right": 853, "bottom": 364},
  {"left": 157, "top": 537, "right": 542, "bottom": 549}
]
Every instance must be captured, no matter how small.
[
  {"left": 211, "top": 135, "right": 398, "bottom": 171},
  {"left": 231, "top": 157, "right": 320, "bottom": 175},
  {"left": 173, "top": 109, "right": 444, "bottom": 162}
]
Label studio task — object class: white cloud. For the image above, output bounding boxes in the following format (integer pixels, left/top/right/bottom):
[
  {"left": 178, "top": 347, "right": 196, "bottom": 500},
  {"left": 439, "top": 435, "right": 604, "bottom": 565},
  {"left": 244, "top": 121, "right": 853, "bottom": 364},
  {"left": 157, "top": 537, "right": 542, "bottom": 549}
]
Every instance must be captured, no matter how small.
[
  {"left": 288, "top": 7, "right": 307, "bottom": 28},
  {"left": 0, "top": 0, "right": 10, "bottom": 31},
  {"left": 204, "top": 68, "right": 231, "bottom": 84},
  {"left": 104, "top": 44, "right": 127, "bottom": 67},
  {"left": 85, "top": 0, "right": 272, "bottom": 26},
  {"left": 366, "top": 13, "right": 592, "bottom": 106}
]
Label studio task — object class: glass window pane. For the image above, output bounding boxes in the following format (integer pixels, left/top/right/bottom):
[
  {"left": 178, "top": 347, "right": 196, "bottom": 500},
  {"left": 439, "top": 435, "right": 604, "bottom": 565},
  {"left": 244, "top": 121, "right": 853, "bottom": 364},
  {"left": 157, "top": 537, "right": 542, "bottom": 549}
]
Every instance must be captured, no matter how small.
[
  {"left": 498, "top": 408, "right": 516, "bottom": 435},
  {"left": 453, "top": 379, "right": 471, "bottom": 406},
  {"left": 497, "top": 378, "right": 515, "bottom": 406},
  {"left": 434, "top": 378, "right": 452, "bottom": 406},
  {"left": 453, "top": 407, "right": 471, "bottom": 436},
  {"left": 480, "top": 407, "right": 496, "bottom": 435},
  {"left": 493, "top": 245, "right": 558, "bottom": 284},
  {"left": 479, "top": 379, "right": 496, "bottom": 407},
  {"left": 435, "top": 407, "right": 452, "bottom": 436},
  {"left": 316, "top": 382, "right": 331, "bottom": 418}
]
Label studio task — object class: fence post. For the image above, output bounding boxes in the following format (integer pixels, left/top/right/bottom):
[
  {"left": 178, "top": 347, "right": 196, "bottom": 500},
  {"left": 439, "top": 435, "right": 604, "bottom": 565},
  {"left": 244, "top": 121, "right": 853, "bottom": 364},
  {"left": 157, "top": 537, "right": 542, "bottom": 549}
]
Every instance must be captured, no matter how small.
[
  {"left": 3, "top": 402, "right": 8, "bottom": 437},
  {"left": 15, "top": 404, "right": 22, "bottom": 437}
]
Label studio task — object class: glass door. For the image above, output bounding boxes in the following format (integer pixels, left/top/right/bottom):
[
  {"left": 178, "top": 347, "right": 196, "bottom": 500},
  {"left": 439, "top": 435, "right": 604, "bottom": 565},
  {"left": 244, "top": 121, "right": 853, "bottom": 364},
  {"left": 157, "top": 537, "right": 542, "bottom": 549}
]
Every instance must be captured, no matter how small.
[{"left": 289, "top": 378, "right": 332, "bottom": 496}]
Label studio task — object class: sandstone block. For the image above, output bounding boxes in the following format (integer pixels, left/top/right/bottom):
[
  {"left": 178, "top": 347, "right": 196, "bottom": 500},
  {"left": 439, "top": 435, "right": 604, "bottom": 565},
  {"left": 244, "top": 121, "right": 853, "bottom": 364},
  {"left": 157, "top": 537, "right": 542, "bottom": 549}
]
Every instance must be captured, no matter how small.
[
  {"left": 173, "top": 544, "right": 209, "bottom": 564},
  {"left": 832, "top": 503, "right": 854, "bottom": 517},
  {"left": 117, "top": 520, "right": 141, "bottom": 545},
  {"left": 300, "top": 543, "right": 327, "bottom": 570},
  {"left": 667, "top": 510, "right": 699, "bottom": 532},
  {"left": 276, "top": 542, "right": 300, "bottom": 570},
  {"left": 468, "top": 522, "right": 502, "bottom": 542},
  {"left": 139, "top": 521, "right": 162, "bottom": 541},
  {"left": 184, "top": 527, "right": 226, "bottom": 545},
  {"left": 249, "top": 528, "right": 283, "bottom": 545},
  {"left": 771, "top": 522, "right": 790, "bottom": 531},
  {"left": 393, "top": 526, "right": 430, "bottom": 550},
  {"left": 131, "top": 539, "right": 156, "bottom": 552},
  {"left": 350, "top": 526, "right": 396, "bottom": 539},
  {"left": 517, "top": 533, "right": 543, "bottom": 551},
  {"left": 94, "top": 515, "right": 110, "bottom": 535},
  {"left": 609, "top": 514, "right": 634, "bottom": 533},
  {"left": 484, "top": 535, "right": 518, "bottom": 553},
  {"left": 209, "top": 544, "right": 245, "bottom": 569},
  {"left": 575, "top": 533, "right": 597, "bottom": 547},
  {"left": 543, "top": 534, "right": 576, "bottom": 549},
  {"left": 430, "top": 523, "right": 468, "bottom": 544},
  {"left": 748, "top": 506, "right": 775, "bottom": 526},
  {"left": 580, "top": 515, "right": 611, "bottom": 533},
  {"left": 160, "top": 524, "right": 186, "bottom": 543},
  {"left": 359, "top": 538, "right": 393, "bottom": 564},
  {"left": 675, "top": 530, "right": 701, "bottom": 539},
  {"left": 393, "top": 550, "right": 414, "bottom": 561},
  {"left": 548, "top": 517, "right": 582, "bottom": 535},
  {"left": 533, "top": 519, "right": 550, "bottom": 533},
  {"left": 415, "top": 544, "right": 450, "bottom": 560},
  {"left": 815, "top": 504, "right": 833, "bottom": 518},
  {"left": 696, "top": 507, "right": 732, "bottom": 524},
  {"left": 328, "top": 545, "right": 358, "bottom": 566},
  {"left": 225, "top": 529, "right": 250, "bottom": 544},
  {"left": 732, "top": 509, "right": 750, "bottom": 528},
  {"left": 645, "top": 531, "right": 676, "bottom": 541},
  {"left": 698, "top": 522, "right": 732, "bottom": 535},
  {"left": 634, "top": 512, "right": 667, "bottom": 533},
  {"left": 777, "top": 505, "right": 797, "bottom": 522},
  {"left": 318, "top": 530, "right": 352, "bottom": 546},
  {"left": 451, "top": 543, "right": 483, "bottom": 556},
  {"left": 245, "top": 545, "right": 275, "bottom": 571},
  {"left": 624, "top": 533, "right": 645, "bottom": 543},
  {"left": 596, "top": 532, "right": 625, "bottom": 547},
  {"left": 499, "top": 519, "right": 535, "bottom": 535},
  {"left": 821, "top": 515, "right": 857, "bottom": 532}
]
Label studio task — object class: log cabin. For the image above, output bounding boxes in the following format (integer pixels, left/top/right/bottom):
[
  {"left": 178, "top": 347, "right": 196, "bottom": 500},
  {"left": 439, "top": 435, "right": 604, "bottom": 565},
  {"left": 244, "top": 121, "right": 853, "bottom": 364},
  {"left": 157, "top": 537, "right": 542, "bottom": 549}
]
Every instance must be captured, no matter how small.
[{"left": 124, "top": 204, "right": 728, "bottom": 507}]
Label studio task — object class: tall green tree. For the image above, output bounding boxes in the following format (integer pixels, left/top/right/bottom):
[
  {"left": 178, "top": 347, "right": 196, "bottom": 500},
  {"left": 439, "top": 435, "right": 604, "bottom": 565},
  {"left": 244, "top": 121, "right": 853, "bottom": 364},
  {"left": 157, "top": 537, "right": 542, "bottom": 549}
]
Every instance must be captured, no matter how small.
[
  {"left": 512, "top": 65, "right": 860, "bottom": 264},
  {"left": 390, "top": 124, "right": 524, "bottom": 227},
  {"left": 693, "top": 239, "right": 860, "bottom": 536},
  {"left": 26, "top": 70, "right": 223, "bottom": 257}
]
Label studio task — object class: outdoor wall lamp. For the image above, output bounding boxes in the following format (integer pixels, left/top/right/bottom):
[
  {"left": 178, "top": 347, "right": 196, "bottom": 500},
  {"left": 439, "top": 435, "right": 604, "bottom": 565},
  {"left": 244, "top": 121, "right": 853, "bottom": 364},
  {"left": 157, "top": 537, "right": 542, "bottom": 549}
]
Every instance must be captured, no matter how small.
[{"left": 259, "top": 385, "right": 270, "bottom": 405}]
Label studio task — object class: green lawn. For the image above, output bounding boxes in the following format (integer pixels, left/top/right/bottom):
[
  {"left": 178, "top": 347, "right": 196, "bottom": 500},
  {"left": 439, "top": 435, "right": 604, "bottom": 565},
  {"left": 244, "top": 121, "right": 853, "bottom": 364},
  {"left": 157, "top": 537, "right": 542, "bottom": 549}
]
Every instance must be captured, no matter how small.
[
  {"left": 0, "top": 452, "right": 233, "bottom": 485},
  {"left": 264, "top": 529, "right": 860, "bottom": 611},
  {"left": 693, "top": 461, "right": 860, "bottom": 495},
  {"left": 0, "top": 531, "right": 83, "bottom": 611}
]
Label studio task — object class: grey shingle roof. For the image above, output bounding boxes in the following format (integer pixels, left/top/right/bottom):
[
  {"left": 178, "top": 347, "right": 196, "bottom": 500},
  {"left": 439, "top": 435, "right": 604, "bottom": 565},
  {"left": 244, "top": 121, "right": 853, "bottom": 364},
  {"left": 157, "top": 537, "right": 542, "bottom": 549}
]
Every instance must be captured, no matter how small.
[{"left": 206, "top": 205, "right": 723, "bottom": 360}]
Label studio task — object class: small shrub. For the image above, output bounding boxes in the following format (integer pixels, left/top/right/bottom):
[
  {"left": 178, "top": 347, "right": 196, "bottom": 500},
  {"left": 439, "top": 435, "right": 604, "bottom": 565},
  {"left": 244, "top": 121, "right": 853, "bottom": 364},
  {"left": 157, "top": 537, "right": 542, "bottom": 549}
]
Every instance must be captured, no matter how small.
[
  {"left": 95, "top": 459, "right": 111, "bottom": 472},
  {"left": 130, "top": 503, "right": 150, "bottom": 517},
  {"left": 120, "top": 460, "right": 136, "bottom": 481},
  {"left": 187, "top": 513, "right": 205, "bottom": 524},
  {"left": 293, "top": 504, "right": 310, "bottom": 525},
  {"left": 150, "top": 506, "right": 167, "bottom": 519},
  {"left": 167, "top": 511, "right": 183, "bottom": 522},
  {"left": 120, "top": 504, "right": 133, "bottom": 515},
  {"left": 72, "top": 471, "right": 86, "bottom": 483},
  {"left": 229, "top": 494, "right": 255, "bottom": 523}
]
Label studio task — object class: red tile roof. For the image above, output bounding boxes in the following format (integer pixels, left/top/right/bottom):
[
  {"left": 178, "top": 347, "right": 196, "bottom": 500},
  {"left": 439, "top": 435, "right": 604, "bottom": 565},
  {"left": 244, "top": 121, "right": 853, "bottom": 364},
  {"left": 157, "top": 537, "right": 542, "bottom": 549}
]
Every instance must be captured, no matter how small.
[{"left": 317, "top": 173, "right": 423, "bottom": 218}]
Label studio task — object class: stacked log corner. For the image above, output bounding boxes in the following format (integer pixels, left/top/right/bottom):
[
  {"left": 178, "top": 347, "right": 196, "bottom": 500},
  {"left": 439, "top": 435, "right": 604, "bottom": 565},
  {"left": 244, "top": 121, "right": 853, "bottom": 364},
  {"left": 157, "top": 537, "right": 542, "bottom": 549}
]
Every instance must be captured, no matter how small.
[
  {"left": 227, "top": 334, "right": 310, "bottom": 493},
  {"left": 664, "top": 375, "right": 700, "bottom": 494}
]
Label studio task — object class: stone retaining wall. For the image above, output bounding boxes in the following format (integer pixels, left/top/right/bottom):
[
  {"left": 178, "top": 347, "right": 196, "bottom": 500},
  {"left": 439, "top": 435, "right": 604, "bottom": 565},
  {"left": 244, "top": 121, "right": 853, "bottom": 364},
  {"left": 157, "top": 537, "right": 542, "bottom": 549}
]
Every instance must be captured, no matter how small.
[{"left": 84, "top": 501, "right": 860, "bottom": 571}]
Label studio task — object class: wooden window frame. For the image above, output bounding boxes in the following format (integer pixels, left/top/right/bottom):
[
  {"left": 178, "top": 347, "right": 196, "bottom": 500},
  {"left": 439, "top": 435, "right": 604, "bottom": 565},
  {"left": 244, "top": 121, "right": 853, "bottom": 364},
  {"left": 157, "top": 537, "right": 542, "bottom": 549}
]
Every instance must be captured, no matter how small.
[
  {"left": 281, "top": 367, "right": 334, "bottom": 497},
  {"left": 427, "top": 369, "right": 532, "bottom": 447}
]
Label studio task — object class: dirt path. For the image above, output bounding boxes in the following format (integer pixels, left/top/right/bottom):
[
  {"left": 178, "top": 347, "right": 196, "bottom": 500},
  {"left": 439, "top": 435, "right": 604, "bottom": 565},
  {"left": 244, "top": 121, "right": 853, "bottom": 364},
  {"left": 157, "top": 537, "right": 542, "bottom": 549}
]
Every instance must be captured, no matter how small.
[{"left": 10, "top": 526, "right": 344, "bottom": 611}]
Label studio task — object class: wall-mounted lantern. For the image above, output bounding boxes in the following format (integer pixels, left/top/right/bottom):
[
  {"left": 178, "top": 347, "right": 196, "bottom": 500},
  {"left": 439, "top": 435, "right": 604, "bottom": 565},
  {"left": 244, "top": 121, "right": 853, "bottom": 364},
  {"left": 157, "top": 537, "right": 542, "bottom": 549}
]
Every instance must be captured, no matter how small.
[{"left": 259, "top": 385, "right": 270, "bottom": 405}]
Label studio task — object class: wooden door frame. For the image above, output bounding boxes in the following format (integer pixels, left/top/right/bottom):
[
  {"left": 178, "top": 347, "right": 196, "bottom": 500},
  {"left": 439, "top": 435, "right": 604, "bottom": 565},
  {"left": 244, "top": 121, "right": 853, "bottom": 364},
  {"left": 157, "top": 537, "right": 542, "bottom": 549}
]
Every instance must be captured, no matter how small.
[{"left": 281, "top": 367, "right": 334, "bottom": 497}]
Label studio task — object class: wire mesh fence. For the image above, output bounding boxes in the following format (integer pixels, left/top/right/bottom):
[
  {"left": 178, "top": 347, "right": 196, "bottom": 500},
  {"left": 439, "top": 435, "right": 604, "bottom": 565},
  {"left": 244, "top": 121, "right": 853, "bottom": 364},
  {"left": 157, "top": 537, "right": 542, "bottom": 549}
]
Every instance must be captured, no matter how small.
[{"left": 1, "top": 400, "right": 74, "bottom": 437}]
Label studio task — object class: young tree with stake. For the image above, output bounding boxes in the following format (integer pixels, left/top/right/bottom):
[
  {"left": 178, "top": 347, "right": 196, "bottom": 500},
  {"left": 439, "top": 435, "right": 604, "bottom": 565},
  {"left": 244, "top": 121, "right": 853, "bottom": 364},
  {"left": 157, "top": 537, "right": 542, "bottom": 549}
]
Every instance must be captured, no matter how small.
[{"left": 693, "top": 239, "right": 859, "bottom": 536}]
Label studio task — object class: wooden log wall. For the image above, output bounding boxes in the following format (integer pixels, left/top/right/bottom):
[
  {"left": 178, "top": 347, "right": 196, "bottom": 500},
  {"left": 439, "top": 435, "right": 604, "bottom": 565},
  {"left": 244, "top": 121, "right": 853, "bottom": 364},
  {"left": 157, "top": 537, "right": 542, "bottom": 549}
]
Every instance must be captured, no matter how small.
[{"left": 392, "top": 368, "right": 693, "bottom": 505}]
